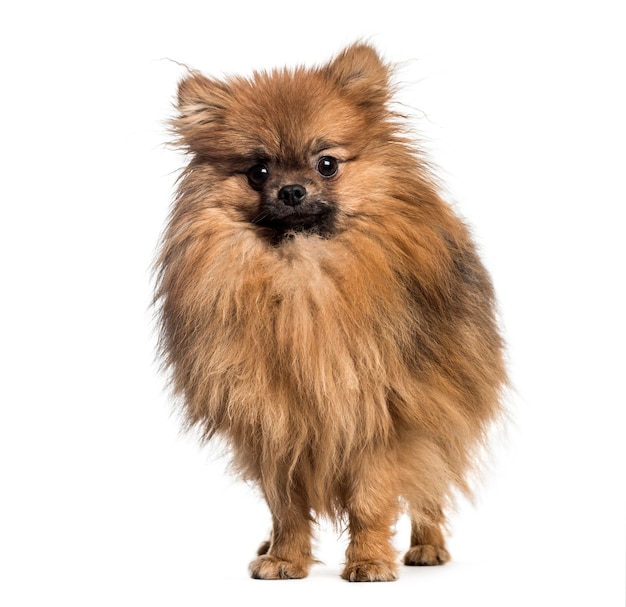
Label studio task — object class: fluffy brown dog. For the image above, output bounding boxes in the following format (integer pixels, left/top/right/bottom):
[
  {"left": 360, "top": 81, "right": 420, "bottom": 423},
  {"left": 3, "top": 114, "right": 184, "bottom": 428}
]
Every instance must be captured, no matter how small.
[{"left": 154, "top": 43, "right": 507, "bottom": 582}]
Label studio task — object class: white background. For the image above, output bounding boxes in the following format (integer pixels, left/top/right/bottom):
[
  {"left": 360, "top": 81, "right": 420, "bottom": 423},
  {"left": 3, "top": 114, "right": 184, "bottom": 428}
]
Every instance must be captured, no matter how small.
[{"left": 1, "top": 1, "right": 624, "bottom": 605}]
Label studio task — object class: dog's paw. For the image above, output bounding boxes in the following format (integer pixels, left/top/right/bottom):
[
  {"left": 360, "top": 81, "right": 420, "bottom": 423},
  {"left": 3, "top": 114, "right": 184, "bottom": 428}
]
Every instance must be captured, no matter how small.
[
  {"left": 249, "top": 554, "right": 309, "bottom": 580},
  {"left": 403, "top": 544, "right": 450, "bottom": 566},
  {"left": 341, "top": 560, "right": 398, "bottom": 582}
]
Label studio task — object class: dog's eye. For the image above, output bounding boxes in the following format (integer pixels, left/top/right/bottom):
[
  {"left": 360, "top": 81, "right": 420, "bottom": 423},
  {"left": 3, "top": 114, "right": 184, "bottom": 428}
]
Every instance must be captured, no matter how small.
[
  {"left": 247, "top": 164, "right": 270, "bottom": 189},
  {"left": 316, "top": 156, "right": 339, "bottom": 178}
]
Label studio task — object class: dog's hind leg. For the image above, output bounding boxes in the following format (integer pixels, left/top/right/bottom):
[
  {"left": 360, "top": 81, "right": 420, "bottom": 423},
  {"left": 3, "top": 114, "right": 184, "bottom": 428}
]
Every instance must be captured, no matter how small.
[{"left": 403, "top": 508, "right": 450, "bottom": 566}]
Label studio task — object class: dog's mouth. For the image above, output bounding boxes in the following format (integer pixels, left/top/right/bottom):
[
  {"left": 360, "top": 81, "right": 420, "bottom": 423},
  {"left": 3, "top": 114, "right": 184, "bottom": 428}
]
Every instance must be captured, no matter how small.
[{"left": 252, "top": 197, "right": 337, "bottom": 237}]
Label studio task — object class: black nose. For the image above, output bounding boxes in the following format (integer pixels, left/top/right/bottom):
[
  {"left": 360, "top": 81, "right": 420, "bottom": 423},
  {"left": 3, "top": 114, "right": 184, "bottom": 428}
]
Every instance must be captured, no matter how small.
[{"left": 278, "top": 184, "right": 307, "bottom": 206}]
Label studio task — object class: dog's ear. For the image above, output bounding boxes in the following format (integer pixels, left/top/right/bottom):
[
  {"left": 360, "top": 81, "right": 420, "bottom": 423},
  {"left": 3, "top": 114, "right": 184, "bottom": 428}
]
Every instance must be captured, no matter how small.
[
  {"left": 171, "top": 72, "right": 231, "bottom": 153},
  {"left": 324, "top": 43, "right": 392, "bottom": 108}
]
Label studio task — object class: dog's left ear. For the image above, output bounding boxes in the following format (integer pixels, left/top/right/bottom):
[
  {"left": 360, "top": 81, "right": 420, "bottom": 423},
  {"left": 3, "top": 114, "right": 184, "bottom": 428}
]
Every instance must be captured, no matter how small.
[{"left": 324, "top": 43, "right": 392, "bottom": 107}]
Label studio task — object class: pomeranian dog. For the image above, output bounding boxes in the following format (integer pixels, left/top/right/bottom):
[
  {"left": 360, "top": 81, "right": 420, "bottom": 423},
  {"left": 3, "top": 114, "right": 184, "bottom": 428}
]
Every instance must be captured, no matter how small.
[{"left": 154, "top": 43, "right": 507, "bottom": 582}]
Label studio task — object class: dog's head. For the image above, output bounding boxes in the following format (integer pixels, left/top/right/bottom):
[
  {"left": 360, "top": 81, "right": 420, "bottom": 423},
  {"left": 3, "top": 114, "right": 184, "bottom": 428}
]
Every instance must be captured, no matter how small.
[{"left": 172, "top": 43, "right": 398, "bottom": 240}]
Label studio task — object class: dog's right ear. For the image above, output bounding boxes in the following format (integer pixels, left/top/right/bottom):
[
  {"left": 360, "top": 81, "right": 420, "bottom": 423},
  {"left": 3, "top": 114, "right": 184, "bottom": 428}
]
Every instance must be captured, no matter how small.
[{"left": 172, "top": 72, "right": 231, "bottom": 153}]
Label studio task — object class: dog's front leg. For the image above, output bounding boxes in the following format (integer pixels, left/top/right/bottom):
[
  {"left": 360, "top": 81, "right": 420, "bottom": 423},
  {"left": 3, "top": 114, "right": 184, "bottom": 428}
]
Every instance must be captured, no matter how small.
[
  {"left": 249, "top": 484, "right": 313, "bottom": 579},
  {"left": 341, "top": 452, "right": 400, "bottom": 582}
]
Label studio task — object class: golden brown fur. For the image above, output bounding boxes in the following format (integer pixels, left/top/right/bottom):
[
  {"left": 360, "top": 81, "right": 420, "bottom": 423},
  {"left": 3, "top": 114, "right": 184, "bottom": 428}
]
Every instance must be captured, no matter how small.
[{"left": 154, "top": 43, "right": 507, "bottom": 581}]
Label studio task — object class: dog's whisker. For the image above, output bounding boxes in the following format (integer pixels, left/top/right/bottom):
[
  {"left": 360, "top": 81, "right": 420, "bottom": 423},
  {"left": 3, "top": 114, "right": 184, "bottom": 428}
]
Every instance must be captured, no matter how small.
[{"left": 251, "top": 211, "right": 271, "bottom": 225}]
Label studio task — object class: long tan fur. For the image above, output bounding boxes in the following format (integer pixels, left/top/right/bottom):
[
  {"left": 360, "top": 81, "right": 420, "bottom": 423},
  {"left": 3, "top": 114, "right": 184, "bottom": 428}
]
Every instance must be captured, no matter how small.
[{"left": 154, "top": 43, "right": 507, "bottom": 581}]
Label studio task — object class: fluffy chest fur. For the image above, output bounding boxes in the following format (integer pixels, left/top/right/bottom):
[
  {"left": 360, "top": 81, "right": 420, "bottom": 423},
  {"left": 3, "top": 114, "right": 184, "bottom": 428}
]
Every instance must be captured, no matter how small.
[{"left": 162, "top": 219, "right": 414, "bottom": 429}]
